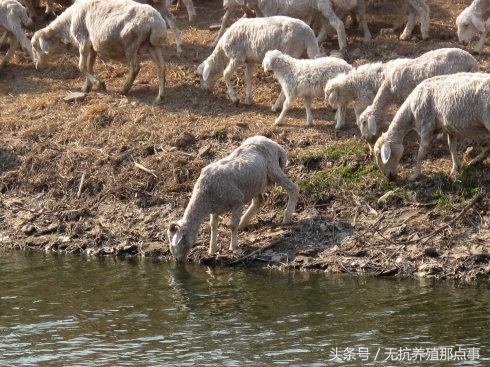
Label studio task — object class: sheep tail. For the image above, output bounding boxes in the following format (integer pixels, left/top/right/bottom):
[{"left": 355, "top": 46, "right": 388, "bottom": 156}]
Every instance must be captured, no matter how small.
[{"left": 150, "top": 18, "right": 167, "bottom": 48}]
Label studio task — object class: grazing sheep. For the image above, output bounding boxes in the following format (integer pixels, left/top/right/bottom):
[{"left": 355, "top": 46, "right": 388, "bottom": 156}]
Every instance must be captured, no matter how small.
[
  {"left": 456, "top": 0, "right": 489, "bottom": 54},
  {"left": 135, "top": 0, "right": 183, "bottom": 55},
  {"left": 197, "top": 16, "right": 320, "bottom": 106},
  {"left": 0, "top": 0, "right": 33, "bottom": 69},
  {"left": 263, "top": 49, "right": 353, "bottom": 126},
  {"left": 167, "top": 135, "right": 299, "bottom": 262},
  {"left": 31, "top": 0, "right": 167, "bottom": 103},
  {"left": 324, "top": 58, "right": 411, "bottom": 130},
  {"left": 213, "top": 0, "right": 372, "bottom": 52},
  {"left": 374, "top": 73, "right": 490, "bottom": 181},
  {"left": 358, "top": 48, "right": 479, "bottom": 145}
]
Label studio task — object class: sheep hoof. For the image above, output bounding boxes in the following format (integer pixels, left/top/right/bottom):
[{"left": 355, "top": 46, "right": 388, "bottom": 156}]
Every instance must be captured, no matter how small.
[
  {"left": 274, "top": 120, "right": 283, "bottom": 126},
  {"left": 244, "top": 99, "right": 252, "bottom": 106},
  {"left": 154, "top": 95, "right": 164, "bottom": 104},
  {"left": 399, "top": 33, "right": 410, "bottom": 41}
]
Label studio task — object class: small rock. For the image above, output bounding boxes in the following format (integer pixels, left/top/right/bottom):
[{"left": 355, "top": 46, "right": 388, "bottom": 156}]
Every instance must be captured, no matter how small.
[
  {"left": 63, "top": 92, "right": 86, "bottom": 103},
  {"left": 22, "top": 224, "right": 37, "bottom": 235},
  {"left": 198, "top": 144, "right": 212, "bottom": 157},
  {"left": 172, "top": 132, "right": 196, "bottom": 149}
]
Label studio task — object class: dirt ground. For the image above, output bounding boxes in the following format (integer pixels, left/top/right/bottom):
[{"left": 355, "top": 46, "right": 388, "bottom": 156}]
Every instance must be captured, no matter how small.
[{"left": 0, "top": 0, "right": 488, "bottom": 282}]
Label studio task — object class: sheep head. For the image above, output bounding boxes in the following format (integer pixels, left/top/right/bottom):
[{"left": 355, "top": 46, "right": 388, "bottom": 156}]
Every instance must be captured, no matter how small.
[
  {"left": 31, "top": 31, "right": 55, "bottom": 70},
  {"left": 167, "top": 222, "right": 194, "bottom": 262},
  {"left": 196, "top": 59, "right": 220, "bottom": 90},
  {"left": 358, "top": 106, "right": 382, "bottom": 144},
  {"left": 456, "top": 7, "right": 485, "bottom": 44},
  {"left": 262, "top": 49, "right": 282, "bottom": 73},
  {"left": 374, "top": 133, "right": 404, "bottom": 180}
]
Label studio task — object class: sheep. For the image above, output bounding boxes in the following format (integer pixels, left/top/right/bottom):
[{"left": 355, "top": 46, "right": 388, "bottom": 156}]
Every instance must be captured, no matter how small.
[
  {"left": 31, "top": 0, "right": 167, "bottom": 103},
  {"left": 167, "top": 135, "right": 299, "bottom": 262},
  {"left": 0, "top": 0, "right": 33, "bottom": 69},
  {"left": 213, "top": 0, "right": 372, "bottom": 52},
  {"left": 135, "top": 0, "right": 184, "bottom": 55},
  {"left": 456, "top": 0, "right": 489, "bottom": 54},
  {"left": 374, "top": 72, "right": 490, "bottom": 181},
  {"left": 324, "top": 58, "right": 411, "bottom": 130},
  {"left": 263, "top": 49, "right": 353, "bottom": 126},
  {"left": 197, "top": 16, "right": 321, "bottom": 106},
  {"left": 358, "top": 48, "right": 479, "bottom": 145}
]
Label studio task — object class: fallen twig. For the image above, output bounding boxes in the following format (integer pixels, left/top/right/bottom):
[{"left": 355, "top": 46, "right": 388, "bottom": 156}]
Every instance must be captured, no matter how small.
[
  {"left": 77, "top": 173, "right": 86, "bottom": 198},
  {"left": 134, "top": 162, "right": 157, "bottom": 178}
]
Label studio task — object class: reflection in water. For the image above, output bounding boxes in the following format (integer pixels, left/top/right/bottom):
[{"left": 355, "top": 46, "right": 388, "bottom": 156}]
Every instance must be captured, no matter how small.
[{"left": 0, "top": 251, "right": 488, "bottom": 366}]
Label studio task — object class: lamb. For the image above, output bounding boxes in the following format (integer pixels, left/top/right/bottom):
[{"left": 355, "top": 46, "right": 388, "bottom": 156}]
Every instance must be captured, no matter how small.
[
  {"left": 374, "top": 73, "right": 490, "bottom": 181},
  {"left": 197, "top": 16, "right": 321, "bottom": 106},
  {"left": 31, "top": 0, "right": 167, "bottom": 103},
  {"left": 167, "top": 135, "right": 299, "bottom": 262},
  {"left": 456, "top": 0, "right": 489, "bottom": 54},
  {"left": 213, "top": 0, "right": 372, "bottom": 52},
  {"left": 358, "top": 48, "right": 479, "bottom": 145},
  {"left": 0, "top": 0, "right": 33, "bottom": 69},
  {"left": 263, "top": 49, "right": 353, "bottom": 126},
  {"left": 324, "top": 58, "right": 411, "bottom": 130}
]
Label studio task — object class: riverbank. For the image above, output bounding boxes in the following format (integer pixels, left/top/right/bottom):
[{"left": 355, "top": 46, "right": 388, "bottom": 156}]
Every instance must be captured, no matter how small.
[{"left": 0, "top": 0, "right": 488, "bottom": 282}]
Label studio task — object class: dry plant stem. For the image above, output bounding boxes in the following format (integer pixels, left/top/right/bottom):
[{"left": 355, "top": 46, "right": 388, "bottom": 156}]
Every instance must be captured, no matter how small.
[{"left": 77, "top": 173, "right": 86, "bottom": 198}]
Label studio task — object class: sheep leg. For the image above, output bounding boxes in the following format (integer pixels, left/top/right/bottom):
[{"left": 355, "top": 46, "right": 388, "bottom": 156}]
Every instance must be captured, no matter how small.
[
  {"left": 7, "top": 14, "right": 33, "bottom": 60},
  {"left": 213, "top": 8, "right": 232, "bottom": 47},
  {"left": 269, "top": 169, "right": 299, "bottom": 225},
  {"left": 121, "top": 53, "right": 141, "bottom": 96},
  {"left": 79, "top": 46, "right": 99, "bottom": 93},
  {"left": 357, "top": 0, "right": 372, "bottom": 44},
  {"left": 274, "top": 94, "right": 293, "bottom": 126},
  {"left": 318, "top": 2, "right": 347, "bottom": 50},
  {"left": 0, "top": 35, "right": 18, "bottom": 69},
  {"left": 209, "top": 214, "right": 219, "bottom": 255},
  {"left": 304, "top": 96, "right": 314, "bottom": 126},
  {"left": 393, "top": 0, "right": 408, "bottom": 29},
  {"left": 447, "top": 134, "right": 461, "bottom": 176},
  {"left": 244, "top": 62, "right": 253, "bottom": 105},
  {"left": 469, "top": 147, "right": 489, "bottom": 166},
  {"left": 408, "top": 135, "right": 430, "bottom": 181},
  {"left": 149, "top": 47, "right": 166, "bottom": 103},
  {"left": 87, "top": 49, "right": 106, "bottom": 92},
  {"left": 238, "top": 195, "right": 264, "bottom": 230},
  {"left": 161, "top": 8, "right": 183, "bottom": 55},
  {"left": 229, "top": 207, "right": 242, "bottom": 251},
  {"left": 335, "top": 105, "right": 347, "bottom": 130},
  {"left": 400, "top": 5, "right": 416, "bottom": 40},
  {"left": 272, "top": 91, "right": 285, "bottom": 112},
  {"left": 181, "top": 0, "right": 196, "bottom": 22},
  {"left": 223, "top": 59, "right": 240, "bottom": 104},
  {"left": 416, "top": 0, "right": 430, "bottom": 40}
]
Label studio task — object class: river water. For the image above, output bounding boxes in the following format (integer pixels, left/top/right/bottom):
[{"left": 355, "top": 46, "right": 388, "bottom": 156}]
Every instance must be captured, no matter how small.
[{"left": 0, "top": 251, "right": 488, "bottom": 366}]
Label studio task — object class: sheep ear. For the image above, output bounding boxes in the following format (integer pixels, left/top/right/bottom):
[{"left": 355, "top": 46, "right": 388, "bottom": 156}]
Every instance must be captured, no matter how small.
[
  {"left": 471, "top": 14, "right": 485, "bottom": 32},
  {"left": 202, "top": 62, "right": 211, "bottom": 82},
  {"left": 39, "top": 37, "right": 49, "bottom": 54},
  {"left": 171, "top": 231, "right": 184, "bottom": 248},
  {"left": 367, "top": 115, "right": 377, "bottom": 135},
  {"left": 196, "top": 62, "right": 204, "bottom": 76},
  {"left": 381, "top": 143, "right": 391, "bottom": 164}
]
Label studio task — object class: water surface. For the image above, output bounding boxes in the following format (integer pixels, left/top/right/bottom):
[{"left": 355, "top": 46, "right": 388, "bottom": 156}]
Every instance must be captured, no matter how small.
[{"left": 0, "top": 251, "right": 488, "bottom": 366}]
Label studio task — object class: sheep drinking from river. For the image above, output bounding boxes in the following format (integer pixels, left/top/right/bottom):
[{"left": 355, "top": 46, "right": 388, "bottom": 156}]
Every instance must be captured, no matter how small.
[
  {"left": 358, "top": 48, "right": 479, "bottom": 146},
  {"left": 263, "top": 50, "right": 353, "bottom": 127},
  {"left": 31, "top": 0, "right": 167, "bottom": 102},
  {"left": 0, "top": 0, "right": 33, "bottom": 69},
  {"left": 197, "top": 16, "right": 320, "bottom": 106},
  {"left": 374, "top": 73, "right": 490, "bottom": 181},
  {"left": 167, "top": 136, "right": 299, "bottom": 262}
]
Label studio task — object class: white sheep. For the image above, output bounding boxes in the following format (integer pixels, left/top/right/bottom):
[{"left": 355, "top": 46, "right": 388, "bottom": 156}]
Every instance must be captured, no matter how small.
[
  {"left": 167, "top": 135, "right": 299, "bottom": 262},
  {"left": 31, "top": 0, "right": 167, "bottom": 103},
  {"left": 197, "top": 16, "right": 321, "bottom": 106},
  {"left": 456, "top": 0, "right": 489, "bottom": 54},
  {"left": 358, "top": 48, "right": 479, "bottom": 145},
  {"left": 214, "top": 0, "right": 372, "bottom": 52},
  {"left": 0, "top": 0, "right": 33, "bottom": 69},
  {"left": 263, "top": 49, "right": 353, "bottom": 126},
  {"left": 374, "top": 72, "right": 490, "bottom": 181},
  {"left": 324, "top": 58, "right": 411, "bottom": 130}
]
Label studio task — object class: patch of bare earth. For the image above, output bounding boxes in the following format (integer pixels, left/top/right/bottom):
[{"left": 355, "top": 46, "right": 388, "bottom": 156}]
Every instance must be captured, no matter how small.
[{"left": 0, "top": 0, "right": 488, "bottom": 282}]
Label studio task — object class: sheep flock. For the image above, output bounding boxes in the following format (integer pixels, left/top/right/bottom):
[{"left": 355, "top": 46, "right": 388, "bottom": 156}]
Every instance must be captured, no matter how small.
[{"left": 0, "top": 0, "right": 488, "bottom": 264}]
